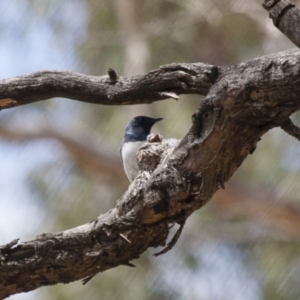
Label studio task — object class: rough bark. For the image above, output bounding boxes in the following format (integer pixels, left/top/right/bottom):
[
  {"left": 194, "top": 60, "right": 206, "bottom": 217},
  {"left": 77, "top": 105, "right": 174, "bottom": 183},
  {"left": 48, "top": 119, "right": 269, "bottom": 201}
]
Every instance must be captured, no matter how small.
[
  {"left": 1, "top": 47, "right": 300, "bottom": 299},
  {"left": 1, "top": 1, "right": 300, "bottom": 297},
  {"left": 263, "top": 0, "right": 300, "bottom": 47},
  {"left": 1, "top": 126, "right": 300, "bottom": 242},
  {"left": 0, "top": 63, "right": 218, "bottom": 109}
]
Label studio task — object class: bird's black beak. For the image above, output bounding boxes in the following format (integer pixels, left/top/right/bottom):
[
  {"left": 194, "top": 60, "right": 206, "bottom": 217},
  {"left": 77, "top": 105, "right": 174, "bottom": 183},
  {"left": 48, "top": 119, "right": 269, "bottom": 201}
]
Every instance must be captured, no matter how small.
[{"left": 153, "top": 118, "right": 163, "bottom": 124}]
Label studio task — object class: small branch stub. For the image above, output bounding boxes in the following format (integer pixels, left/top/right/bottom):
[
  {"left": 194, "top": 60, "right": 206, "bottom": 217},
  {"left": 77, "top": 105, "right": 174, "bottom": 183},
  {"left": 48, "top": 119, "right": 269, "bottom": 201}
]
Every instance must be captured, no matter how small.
[{"left": 107, "top": 68, "right": 118, "bottom": 84}]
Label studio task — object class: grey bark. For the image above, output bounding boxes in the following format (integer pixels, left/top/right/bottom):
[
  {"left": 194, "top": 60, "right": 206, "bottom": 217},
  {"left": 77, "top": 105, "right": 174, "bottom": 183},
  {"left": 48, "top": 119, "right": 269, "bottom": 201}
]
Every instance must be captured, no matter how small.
[
  {"left": 1, "top": 1, "right": 300, "bottom": 298},
  {"left": 1, "top": 47, "right": 300, "bottom": 299},
  {"left": 262, "top": 0, "right": 300, "bottom": 47},
  {"left": 0, "top": 63, "right": 217, "bottom": 109}
]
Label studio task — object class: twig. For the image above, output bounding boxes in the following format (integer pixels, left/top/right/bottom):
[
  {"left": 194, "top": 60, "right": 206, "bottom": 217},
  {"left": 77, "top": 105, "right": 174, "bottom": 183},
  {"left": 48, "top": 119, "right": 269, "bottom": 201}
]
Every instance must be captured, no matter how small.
[
  {"left": 280, "top": 118, "right": 300, "bottom": 141},
  {"left": 82, "top": 274, "right": 96, "bottom": 285},
  {"left": 119, "top": 233, "right": 131, "bottom": 243},
  {"left": 154, "top": 222, "right": 185, "bottom": 257}
]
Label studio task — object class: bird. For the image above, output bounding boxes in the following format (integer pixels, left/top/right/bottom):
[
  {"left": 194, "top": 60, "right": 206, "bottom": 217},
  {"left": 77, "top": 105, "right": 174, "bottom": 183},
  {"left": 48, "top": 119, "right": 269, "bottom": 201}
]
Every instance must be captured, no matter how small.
[{"left": 120, "top": 116, "right": 163, "bottom": 182}]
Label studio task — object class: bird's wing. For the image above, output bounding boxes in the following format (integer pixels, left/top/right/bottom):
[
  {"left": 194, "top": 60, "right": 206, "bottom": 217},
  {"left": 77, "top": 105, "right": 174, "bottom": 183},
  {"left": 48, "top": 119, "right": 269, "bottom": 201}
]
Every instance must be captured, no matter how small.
[{"left": 119, "top": 140, "right": 124, "bottom": 162}]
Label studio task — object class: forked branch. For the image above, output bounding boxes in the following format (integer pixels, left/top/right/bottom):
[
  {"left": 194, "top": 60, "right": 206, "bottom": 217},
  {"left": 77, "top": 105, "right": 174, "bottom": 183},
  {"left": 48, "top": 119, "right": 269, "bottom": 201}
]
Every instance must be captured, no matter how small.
[{"left": 1, "top": 48, "right": 300, "bottom": 298}]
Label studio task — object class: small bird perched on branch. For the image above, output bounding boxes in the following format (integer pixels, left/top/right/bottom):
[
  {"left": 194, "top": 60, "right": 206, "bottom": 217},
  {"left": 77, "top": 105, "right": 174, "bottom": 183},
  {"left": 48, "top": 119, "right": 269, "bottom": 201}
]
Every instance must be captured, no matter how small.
[{"left": 120, "top": 116, "right": 163, "bottom": 182}]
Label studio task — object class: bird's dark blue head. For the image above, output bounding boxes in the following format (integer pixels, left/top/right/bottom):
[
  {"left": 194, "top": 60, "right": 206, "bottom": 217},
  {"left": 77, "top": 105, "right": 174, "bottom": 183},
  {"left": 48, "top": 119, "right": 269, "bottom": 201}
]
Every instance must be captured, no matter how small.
[{"left": 124, "top": 116, "right": 163, "bottom": 142}]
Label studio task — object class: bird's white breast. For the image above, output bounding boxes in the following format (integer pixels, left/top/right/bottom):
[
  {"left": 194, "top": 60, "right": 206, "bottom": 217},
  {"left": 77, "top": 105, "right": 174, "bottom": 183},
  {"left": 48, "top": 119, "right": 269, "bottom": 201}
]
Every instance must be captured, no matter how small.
[{"left": 121, "top": 141, "right": 144, "bottom": 182}]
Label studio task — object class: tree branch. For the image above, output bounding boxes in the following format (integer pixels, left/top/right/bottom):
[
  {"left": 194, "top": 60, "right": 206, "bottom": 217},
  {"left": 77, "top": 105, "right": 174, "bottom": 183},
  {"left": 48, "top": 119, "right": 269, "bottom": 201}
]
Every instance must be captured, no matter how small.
[
  {"left": 1, "top": 47, "right": 300, "bottom": 298},
  {"left": 2, "top": 125, "right": 300, "bottom": 241},
  {"left": 1, "top": 1, "right": 300, "bottom": 297},
  {"left": 0, "top": 63, "right": 220, "bottom": 109},
  {"left": 262, "top": 0, "right": 300, "bottom": 48}
]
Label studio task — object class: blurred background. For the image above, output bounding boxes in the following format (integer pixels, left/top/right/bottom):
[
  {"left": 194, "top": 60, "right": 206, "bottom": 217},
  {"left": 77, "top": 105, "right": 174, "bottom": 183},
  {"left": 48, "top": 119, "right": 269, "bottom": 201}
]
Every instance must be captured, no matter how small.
[{"left": 1, "top": 0, "right": 300, "bottom": 299}]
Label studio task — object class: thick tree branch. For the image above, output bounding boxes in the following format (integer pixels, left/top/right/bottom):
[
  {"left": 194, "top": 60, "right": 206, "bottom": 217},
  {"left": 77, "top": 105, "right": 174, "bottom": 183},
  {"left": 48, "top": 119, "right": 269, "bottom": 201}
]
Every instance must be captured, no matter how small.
[
  {"left": 0, "top": 63, "right": 220, "bottom": 109},
  {"left": 262, "top": 0, "right": 300, "bottom": 48},
  {"left": 1, "top": 47, "right": 300, "bottom": 298},
  {"left": 2, "top": 125, "right": 300, "bottom": 242},
  {"left": 1, "top": 1, "right": 300, "bottom": 297}
]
